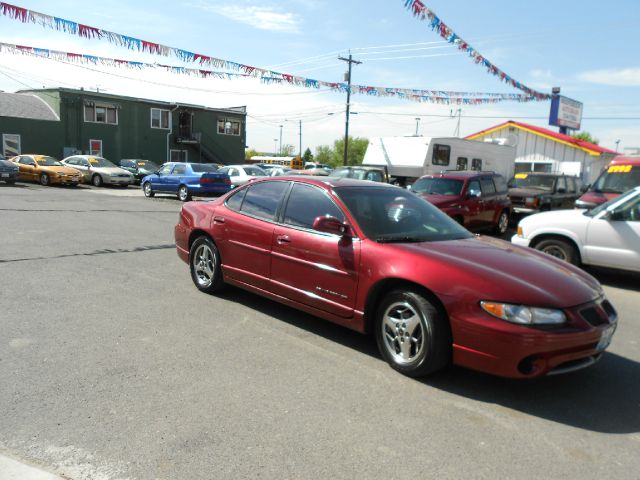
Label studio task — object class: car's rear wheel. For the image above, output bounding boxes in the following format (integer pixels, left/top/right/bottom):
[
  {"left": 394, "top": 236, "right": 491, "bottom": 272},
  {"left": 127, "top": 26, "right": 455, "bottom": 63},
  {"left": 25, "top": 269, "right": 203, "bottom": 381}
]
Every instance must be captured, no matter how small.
[
  {"left": 535, "top": 238, "right": 579, "bottom": 266},
  {"left": 189, "top": 236, "right": 224, "bottom": 294},
  {"left": 178, "top": 185, "right": 191, "bottom": 202},
  {"left": 143, "top": 182, "right": 154, "bottom": 197},
  {"left": 494, "top": 210, "right": 509, "bottom": 235},
  {"left": 40, "top": 173, "right": 50, "bottom": 186},
  {"left": 375, "top": 289, "right": 451, "bottom": 377},
  {"left": 92, "top": 174, "right": 103, "bottom": 187}
]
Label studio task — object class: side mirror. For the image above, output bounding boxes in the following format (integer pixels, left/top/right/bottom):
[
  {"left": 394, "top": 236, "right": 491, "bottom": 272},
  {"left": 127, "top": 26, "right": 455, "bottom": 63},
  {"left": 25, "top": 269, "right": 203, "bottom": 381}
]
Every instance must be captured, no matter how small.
[{"left": 312, "top": 216, "right": 351, "bottom": 237}]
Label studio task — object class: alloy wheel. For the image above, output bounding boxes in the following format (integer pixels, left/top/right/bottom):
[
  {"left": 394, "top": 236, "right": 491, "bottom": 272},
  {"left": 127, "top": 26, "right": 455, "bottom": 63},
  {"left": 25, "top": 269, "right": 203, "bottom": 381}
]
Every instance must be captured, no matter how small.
[
  {"left": 381, "top": 301, "right": 426, "bottom": 365},
  {"left": 192, "top": 244, "right": 215, "bottom": 287}
]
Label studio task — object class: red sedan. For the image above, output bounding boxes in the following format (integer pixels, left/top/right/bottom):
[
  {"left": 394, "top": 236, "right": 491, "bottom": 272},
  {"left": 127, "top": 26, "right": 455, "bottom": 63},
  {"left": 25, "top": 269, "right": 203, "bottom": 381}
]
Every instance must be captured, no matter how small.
[{"left": 175, "top": 177, "right": 617, "bottom": 379}]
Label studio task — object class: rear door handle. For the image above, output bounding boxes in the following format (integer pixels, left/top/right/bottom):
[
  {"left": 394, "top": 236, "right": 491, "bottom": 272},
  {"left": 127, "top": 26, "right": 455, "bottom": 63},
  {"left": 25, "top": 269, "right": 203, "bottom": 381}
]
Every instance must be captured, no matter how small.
[
  {"left": 213, "top": 216, "right": 225, "bottom": 224},
  {"left": 276, "top": 234, "right": 291, "bottom": 244}
]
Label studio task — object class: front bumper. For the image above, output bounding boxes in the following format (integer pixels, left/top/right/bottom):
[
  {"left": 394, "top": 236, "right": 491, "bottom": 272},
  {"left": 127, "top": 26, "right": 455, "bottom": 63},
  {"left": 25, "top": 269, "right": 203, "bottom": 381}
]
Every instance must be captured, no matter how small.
[
  {"left": 513, "top": 207, "right": 538, "bottom": 214},
  {"left": 53, "top": 175, "right": 81, "bottom": 185},
  {"left": 510, "top": 235, "right": 531, "bottom": 248},
  {"left": 447, "top": 297, "right": 617, "bottom": 378},
  {"left": 106, "top": 177, "right": 133, "bottom": 185}
]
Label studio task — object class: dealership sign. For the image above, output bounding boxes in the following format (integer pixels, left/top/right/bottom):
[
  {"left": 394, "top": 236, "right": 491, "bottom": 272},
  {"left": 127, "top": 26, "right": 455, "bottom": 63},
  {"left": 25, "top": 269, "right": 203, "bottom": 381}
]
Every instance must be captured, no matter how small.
[{"left": 549, "top": 95, "right": 583, "bottom": 130}]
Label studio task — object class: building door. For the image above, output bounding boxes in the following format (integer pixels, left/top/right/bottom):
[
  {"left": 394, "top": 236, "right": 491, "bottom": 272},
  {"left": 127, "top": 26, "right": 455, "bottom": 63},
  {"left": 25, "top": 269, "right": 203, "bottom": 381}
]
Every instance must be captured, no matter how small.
[
  {"left": 178, "top": 112, "right": 192, "bottom": 139},
  {"left": 2, "top": 134, "right": 21, "bottom": 158}
]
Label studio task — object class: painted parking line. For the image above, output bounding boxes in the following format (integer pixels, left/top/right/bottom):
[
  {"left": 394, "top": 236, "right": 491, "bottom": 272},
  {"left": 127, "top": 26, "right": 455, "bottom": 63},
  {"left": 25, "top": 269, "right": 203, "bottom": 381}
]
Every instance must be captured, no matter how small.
[{"left": 0, "top": 454, "right": 65, "bottom": 480}]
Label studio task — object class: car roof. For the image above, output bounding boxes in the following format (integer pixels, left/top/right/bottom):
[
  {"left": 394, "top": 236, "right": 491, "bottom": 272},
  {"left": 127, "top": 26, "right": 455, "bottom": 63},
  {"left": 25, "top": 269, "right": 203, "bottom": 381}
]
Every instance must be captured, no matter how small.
[
  {"left": 611, "top": 156, "right": 640, "bottom": 166},
  {"left": 251, "top": 175, "right": 397, "bottom": 189},
  {"left": 513, "top": 172, "right": 568, "bottom": 177},
  {"left": 419, "top": 171, "right": 497, "bottom": 180}
]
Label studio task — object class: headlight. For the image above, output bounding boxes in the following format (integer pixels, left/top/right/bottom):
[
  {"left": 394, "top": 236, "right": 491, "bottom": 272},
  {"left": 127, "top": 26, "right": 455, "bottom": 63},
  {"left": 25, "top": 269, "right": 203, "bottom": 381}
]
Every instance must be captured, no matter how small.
[{"left": 481, "top": 301, "right": 566, "bottom": 325}]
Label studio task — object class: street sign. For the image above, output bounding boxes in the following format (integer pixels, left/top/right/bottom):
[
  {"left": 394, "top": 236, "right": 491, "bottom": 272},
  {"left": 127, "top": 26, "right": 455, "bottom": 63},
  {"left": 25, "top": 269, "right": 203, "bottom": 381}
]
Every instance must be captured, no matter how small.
[{"left": 549, "top": 95, "right": 583, "bottom": 131}]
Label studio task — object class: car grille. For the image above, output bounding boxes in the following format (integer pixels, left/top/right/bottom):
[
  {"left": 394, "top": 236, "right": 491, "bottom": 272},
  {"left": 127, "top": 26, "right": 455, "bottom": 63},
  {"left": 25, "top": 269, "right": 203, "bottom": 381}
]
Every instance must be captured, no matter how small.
[
  {"left": 114, "top": 174, "right": 130, "bottom": 178},
  {"left": 510, "top": 195, "right": 525, "bottom": 206},
  {"left": 580, "top": 300, "right": 617, "bottom": 327}
]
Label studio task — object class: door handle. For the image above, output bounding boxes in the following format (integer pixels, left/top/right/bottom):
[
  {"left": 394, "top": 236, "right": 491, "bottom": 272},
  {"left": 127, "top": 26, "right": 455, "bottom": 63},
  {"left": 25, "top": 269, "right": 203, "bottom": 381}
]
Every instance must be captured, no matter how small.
[
  {"left": 276, "top": 234, "right": 291, "bottom": 244},
  {"left": 213, "top": 216, "right": 225, "bottom": 224}
]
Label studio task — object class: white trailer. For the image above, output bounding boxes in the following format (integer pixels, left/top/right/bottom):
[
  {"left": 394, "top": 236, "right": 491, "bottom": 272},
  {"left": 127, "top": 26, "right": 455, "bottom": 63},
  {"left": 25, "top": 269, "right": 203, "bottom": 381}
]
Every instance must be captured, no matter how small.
[{"left": 363, "top": 136, "right": 516, "bottom": 180}]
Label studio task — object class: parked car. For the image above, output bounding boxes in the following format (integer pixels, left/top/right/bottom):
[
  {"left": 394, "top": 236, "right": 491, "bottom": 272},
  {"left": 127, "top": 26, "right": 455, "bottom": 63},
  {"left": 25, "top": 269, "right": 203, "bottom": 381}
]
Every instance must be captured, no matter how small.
[
  {"left": 269, "top": 166, "right": 293, "bottom": 177},
  {"left": 331, "top": 166, "right": 388, "bottom": 183},
  {"left": 175, "top": 177, "right": 616, "bottom": 379},
  {"left": 61, "top": 155, "right": 133, "bottom": 187},
  {"left": 10, "top": 154, "right": 82, "bottom": 186},
  {"left": 0, "top": 159, "right": 19, "bottom": 184},
  {"left": 575, "top": 156, "right": 640, "bottom": 209},
  {"left": 508, "top": 172, "right": 582, "bottom": 215},
  {"left": 117, "top": 159, "right": 160, "bottom": 184},
  {"left": 141, "top": 162, "right": 231, "bottom": 201},
  {"left": 217, "top": 165, "right": 267, "bottom": 187},
  {"left": 512, "top": 186, "right": 640, "bottom": 273},
  {"left": 412, "top": 171, "right": 511, "bottom": 234}
]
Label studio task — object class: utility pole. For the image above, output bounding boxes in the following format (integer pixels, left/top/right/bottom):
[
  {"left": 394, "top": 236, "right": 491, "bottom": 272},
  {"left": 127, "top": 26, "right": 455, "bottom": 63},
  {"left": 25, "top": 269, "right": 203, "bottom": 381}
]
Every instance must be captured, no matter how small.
[
  {"left": 279, "top": 124, "right": 283, "bottom": 156},
  {"left": 299, "top": 120, "right": 302, "bottom": 157},
  {"left": 615, "top": 139, "right": 621, "bottom": 152},
  {"left": 338, "top": 54, "right": 361, "bottom": 166},
  {"left": 273, "top": 138, "right": 278, "bottom": 155},
  {"left": 452, "top": 109, "right": 462, "bottom": 137},
  {"left": 415, "top": 117, "right": 421, "bottom": 136}
]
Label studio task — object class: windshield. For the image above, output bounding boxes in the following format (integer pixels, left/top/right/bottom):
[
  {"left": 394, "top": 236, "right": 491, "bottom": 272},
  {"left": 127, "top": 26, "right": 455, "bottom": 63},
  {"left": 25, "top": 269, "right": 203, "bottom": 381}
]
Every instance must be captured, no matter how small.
[
  {"left": 585, "top": 188, "right": 640, "bottom": 217},
  {"left": 592, "top": 166, "right": 640, "bottom": 194},
  {"left": 191, "top": 164, "right": 218, "bottom": 173},
  {"left": 508, "top": 174, "right": 555, "bottom": 190},
  {"left": 412, "top": 178, "right": 464, "bottom": 196},
  {"left": 136, "top": 160, "right": 159, "bottom": 170},
  {"left": 244, "top": 167, "right": 267, "bottom": 176},
  {"left": 334, "top": 186, "right": 473, "bottom": 243},
  {"left": 88, "top": 157, "right": 116, "bottom": 168},
  {"left": 36, "top": 156, "right": 62, "bottom": 166}
]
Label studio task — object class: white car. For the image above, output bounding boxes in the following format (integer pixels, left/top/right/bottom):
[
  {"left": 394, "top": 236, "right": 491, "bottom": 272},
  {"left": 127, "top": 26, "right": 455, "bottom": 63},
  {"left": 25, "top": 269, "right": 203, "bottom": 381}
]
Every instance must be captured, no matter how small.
[
  {"left": 61, "top": 155, "right": 134, "bottom": 187},
  {"left": 217, "top": 164, "right": 267, "bottom": 187},
  {"left": 512, "top": 186, "right": 640, "bottom": 273}
]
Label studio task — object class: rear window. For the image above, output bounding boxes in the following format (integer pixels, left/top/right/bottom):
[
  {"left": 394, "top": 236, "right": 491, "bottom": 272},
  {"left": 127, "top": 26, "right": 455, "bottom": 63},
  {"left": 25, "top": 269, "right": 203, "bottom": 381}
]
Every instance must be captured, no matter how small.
[
  {"left": 240, "top": 181, "right": 288, "bottom": 220},
  {"left": 191, "top": 164, "right": 218, "bottom": 173},
  {"left": 412, "top": 178, "right": 464, "bottom": 196}
]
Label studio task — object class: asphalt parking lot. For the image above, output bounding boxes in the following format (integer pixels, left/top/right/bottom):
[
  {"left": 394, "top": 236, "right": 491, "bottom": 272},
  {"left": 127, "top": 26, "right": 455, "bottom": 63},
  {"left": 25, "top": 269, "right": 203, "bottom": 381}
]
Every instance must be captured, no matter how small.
[{"left": 1, "top": 182, "right": 639, "bottom": 480}]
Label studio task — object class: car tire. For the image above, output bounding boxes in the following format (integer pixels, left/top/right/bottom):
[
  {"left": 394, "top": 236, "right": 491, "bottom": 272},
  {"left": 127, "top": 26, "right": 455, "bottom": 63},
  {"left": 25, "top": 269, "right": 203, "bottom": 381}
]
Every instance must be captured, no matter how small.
[
  {"left": 92, "top": 174, "right": 103, "bottom": 187},
  {"left": 40, "top": 173, "right": 50, "bottom": 186},
  {"left": 143, "top": 182, "right": 154, "bottom": 197},
  {"left": 189, "top": 236, "right": 225, "bottom": 294},
  {"left": 375, "top": 289, "right": 451, "bottom": 377},
  {"left": 494, "top": 210, "right": 509, "bottom": 235},
  {"left": 535, "top": 238, "right": 579, "bottom": 266},
  {"left": 6, "top": 179, "right": 15, "bottom": 184},
  {"left": 178, "top": 185, "right": 191, "bottom": 202}
]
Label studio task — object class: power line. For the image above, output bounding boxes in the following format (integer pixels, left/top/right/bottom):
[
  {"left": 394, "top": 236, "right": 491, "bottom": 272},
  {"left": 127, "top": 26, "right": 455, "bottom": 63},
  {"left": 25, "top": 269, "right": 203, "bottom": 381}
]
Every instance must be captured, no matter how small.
[{"left": 351, "top": 110, "right": 640, "bottom": 121}]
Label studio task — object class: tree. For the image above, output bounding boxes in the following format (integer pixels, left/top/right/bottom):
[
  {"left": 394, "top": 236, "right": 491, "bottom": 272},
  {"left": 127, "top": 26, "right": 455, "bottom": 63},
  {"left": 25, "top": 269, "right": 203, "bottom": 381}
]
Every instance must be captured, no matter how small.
[
  {"left": 244, "top": 148, "right": 261, "bottom": 161},
  {"left": 333, "top": 137, "right": 369, "bottom": 166},
  {"left": 302, "top": 147, "right": 313, "bottom": 163},
  {"left": 314, "top": 145, "right": 333, "bottom": 165},
  {"left": 281, "top": 144, "right": 295, "bottom": 156},
  {"left": 572, "top": 131, "right": 599, "bottom": 145}
]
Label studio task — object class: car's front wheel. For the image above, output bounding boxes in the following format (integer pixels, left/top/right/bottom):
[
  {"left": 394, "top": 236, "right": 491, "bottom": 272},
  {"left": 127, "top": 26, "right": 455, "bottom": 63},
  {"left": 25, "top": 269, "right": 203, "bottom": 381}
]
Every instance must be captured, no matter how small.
[
  {"left": 178, "top": 185, "right": 191, "bottom": 202},
  {"left": 189, "top": 236, "right": 225, "bottom": 294},
  {"left": 535, "top": 238, "right": 579, "bottom": 265},
  {"left": 143, "top": 182, "right": 154, "bottom": 197},
  {"left": 375, "top": 289, "right": 451, "bottom": 377},
  {"left": 92, "top": 174, "right": 103, "bottom": 187},
  {"left": 494, "top": 210, "right": 510, "bottom": 235},
  {"left": 40, "top": 173, "right": 50, "bottom": 186}
]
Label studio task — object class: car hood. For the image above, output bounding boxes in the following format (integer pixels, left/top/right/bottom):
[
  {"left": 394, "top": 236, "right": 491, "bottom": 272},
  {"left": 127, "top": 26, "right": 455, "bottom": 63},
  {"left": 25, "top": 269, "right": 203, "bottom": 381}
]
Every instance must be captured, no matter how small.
[
  {"left": 519, "top": 209, "right": 590, "bottom": 229},
  {"left": 578, "top": 191, "right": 619, "bottom": 206},
  {"left": 417, "top": 193, "right": 460, "bottom": 207},
  {"left": 385, "top": 236, "right": 601, "bottom": 307},
  {"left": 509, "top": 187, "right": 550, "bottom": 197},
  {"left": 91, "top": 166, "right": 131, "bottom": 175}
]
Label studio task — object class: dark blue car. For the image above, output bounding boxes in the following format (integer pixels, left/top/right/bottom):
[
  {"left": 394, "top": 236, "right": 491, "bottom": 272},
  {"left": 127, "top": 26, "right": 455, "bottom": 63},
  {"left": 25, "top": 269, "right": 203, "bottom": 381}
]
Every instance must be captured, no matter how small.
[
  {"left": 141, "top": 162, "right": 231, "bottom": 201},
  {"left": 0, "top": 159, "right": 19, "bottom": 184}
]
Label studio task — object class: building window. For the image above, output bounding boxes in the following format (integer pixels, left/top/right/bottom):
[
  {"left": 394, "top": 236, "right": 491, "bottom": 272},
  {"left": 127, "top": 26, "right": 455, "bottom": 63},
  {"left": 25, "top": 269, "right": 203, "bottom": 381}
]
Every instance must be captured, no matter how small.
[
  {"left": 89, "top": 139, "right": 102, "bottom": 156},
  {"left": 2, "top": 133, "right": 21, "bottom": 157},
  {"left": 170, "top": 150, "right": 188, "bottom": 162},
  {"left": 432, "top": 144, "right": 451, "bottom": 166},
  {"left": 151, "top": 108, "right": 170, "bottom": 129},
  {"left": 456, "top": 157, "right": 468, "bottom": 170},
  {"left": 84, "top": 103, "right": 118, "bottom": 125},
  {"left": 472, "top": 158, "right": 483, "bottom": 171},
  {"left": 217, "top": 118, "right": 241, "bottom": 136}
]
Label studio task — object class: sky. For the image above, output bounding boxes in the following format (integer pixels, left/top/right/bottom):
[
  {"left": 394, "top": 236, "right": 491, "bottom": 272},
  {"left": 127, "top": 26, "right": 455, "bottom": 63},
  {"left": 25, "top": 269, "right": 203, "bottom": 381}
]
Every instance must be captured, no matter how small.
[{"left": 0, "top": 0, "right": 638, "bottom": 155}]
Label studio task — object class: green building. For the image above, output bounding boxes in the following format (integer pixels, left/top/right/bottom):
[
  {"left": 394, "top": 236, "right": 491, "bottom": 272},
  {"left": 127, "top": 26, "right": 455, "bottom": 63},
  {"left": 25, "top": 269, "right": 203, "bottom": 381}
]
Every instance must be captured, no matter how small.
[{"left": 0, "top": 88, "right": 246, "bottom": 164}]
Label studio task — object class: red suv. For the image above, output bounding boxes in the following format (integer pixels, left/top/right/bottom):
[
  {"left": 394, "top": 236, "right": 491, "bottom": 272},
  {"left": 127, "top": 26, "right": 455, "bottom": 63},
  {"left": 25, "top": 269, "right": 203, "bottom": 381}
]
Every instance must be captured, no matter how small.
[
  {"left": 175, "top": 177, "right": 616, "bottom": 379},
  {"left": 411, "top": 171, "right": 511, "bottom": 235},
  {"left": 576, "top": 156, "right": 640, "bottom": 209}
]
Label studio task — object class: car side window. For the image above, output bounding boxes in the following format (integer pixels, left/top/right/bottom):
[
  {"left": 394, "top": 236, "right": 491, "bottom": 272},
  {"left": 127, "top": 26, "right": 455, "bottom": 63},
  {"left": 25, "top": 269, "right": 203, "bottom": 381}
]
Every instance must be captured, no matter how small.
[
  {"left": 225, "top": 187, "right": 247, "bottom": 211},
  {"left": 612, "top": 196, "right": 640, "bottom": 222},
  {"left": 172, "top": 164, "right": 187, "bottom": 175},
  {"left": 67, "top": 158, "right": 77, "bottom": 165},
  {"left": 493, "top": 175, "right": 508, "bottom": 193},
  {"left": 480, "top": 178, "right": 496, "bottom": 195},
  {"left": 468, "top": 180, "right": 481, "bottom": 197},
  {"left": 229, "top": 168, "right": 238, "bottom": 177},
  {"left": 283, "top": 184, "right": 344, "bottom": 229},
  {"left": 79, "top": 159, "right": 89, "bottom": 166},
  {"left": 20, "top": 157, "right": 35, "bottom": 165},
  {"left": 365, "top": 171, "right": 383, "bottom": 182},
  {"left": 158, "top": 164, "right": 173, "bottom": 175},
  {"left": 240, "top": 181, "right": 288, "bottom": 221}
]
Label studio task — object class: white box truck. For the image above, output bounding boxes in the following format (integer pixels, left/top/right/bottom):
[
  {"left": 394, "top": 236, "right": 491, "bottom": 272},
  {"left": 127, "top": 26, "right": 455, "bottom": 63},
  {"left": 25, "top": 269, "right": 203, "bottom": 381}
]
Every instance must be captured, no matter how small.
[{"left": 363, "top": 136, "right": 516, "bottom": 182}]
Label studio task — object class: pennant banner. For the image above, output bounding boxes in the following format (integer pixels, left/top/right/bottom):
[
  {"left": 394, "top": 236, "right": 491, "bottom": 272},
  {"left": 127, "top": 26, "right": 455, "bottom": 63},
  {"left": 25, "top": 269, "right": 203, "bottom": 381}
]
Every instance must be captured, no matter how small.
[
  {"left": 403, "top": 0, "right": 550, "bottom": 100},
  {"left": 0, "top": 1, "right": 546, "bottom": 104}
]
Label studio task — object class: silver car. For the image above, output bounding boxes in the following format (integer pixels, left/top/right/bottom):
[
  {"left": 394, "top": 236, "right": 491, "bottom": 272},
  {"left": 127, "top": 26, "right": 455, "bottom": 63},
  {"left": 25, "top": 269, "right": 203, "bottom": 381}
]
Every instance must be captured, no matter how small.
[
  {"left": 217, "top": 164, "right": 267, "bottom": 187},
  {"left": 61, "top": 155, "right": 134, "bottom": 187}
]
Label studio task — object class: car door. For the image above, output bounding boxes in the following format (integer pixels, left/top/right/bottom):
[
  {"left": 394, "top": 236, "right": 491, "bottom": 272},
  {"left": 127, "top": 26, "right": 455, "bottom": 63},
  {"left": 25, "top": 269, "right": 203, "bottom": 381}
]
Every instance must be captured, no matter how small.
[
  {"left": 479, "top": 177, "right": 498, "bottom": 227},
  {"left": 212, "top": 181, "right": 289, "bottom": 289},
  {"left": 165, "top": 163, "right": 186, "bottom": 193},
  {"left": 154, "top": 164, "right": 174, "bottom": 192},
  {"left": 270, "top": 183, "right": 360, "bottom": 318},
  {"left": 17, "top": 156, "right": 37, "bottom": 181},
  {"left": 463, "top": 179, "right": 485, "bottom": 230},
  {"left": 68, "top": 157, "right": 91, "bottom": 182},
  {"left": 583, "top": 192, "right": 640, "bottom": 270}
]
